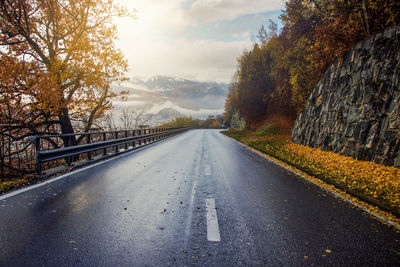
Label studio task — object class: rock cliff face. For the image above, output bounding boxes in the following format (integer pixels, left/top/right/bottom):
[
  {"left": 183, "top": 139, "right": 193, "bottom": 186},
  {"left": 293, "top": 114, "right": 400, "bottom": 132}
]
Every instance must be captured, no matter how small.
[{"left": 291, "top": 25, "right": 400, "bottom": 167}]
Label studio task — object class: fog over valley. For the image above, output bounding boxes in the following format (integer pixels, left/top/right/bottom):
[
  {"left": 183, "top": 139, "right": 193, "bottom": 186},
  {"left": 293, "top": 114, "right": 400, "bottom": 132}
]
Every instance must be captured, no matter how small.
[{"left": 111, "top": 75, "right": 228, "bottom": 126}]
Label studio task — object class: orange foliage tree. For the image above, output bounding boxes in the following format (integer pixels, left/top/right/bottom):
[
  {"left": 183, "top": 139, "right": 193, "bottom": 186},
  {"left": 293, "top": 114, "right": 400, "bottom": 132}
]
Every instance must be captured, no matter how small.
[
  {"left": 224, "top": 0, "right": 400, "bottom": 128},
  {"left": 0, "top": 0, "right": 130, "bottom": 139}
]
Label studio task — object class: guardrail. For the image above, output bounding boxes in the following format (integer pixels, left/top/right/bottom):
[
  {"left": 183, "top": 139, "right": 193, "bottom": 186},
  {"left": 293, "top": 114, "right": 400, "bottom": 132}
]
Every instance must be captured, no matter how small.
[{"left": 30, "top": 127, "right": 190, "bottom": 174}]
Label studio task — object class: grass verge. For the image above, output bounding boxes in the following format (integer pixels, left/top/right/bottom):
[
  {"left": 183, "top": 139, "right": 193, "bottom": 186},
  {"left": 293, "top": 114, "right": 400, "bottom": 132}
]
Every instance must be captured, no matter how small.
[{"left": 222, "top": 128, "right": 400, "bottom": 219}]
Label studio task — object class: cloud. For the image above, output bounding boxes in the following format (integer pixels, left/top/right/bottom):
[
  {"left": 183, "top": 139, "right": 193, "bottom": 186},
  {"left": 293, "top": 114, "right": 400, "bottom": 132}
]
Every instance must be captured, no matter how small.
[
  {"left": 188, "top": 0, "right": 285, "bottom": 22},
  {"left": 118, "top": 37, "right": 252, "bottom": 82},
  {"left": 114, "top": 0, "right": 282, "bottom": 82},
  {"left": 148, "top": 100, "right": 224, "bottom": 115},
  {"left": 117, "top": 0, "right": 193, "bottom": 35}
]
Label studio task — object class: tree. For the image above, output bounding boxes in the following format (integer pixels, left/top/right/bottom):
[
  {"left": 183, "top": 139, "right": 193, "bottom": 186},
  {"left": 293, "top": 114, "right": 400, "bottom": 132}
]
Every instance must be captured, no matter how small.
[
  {"left": 224, "top": 0, "right": 400, "bottom": 128},
  {"left": 119, "top": 108, "right": 135, "bottom": 129},
  {"left": 224, "top": 82, "right": 238, "bottom": 126},
  {"left": 119, "top": 107, "right": 151, "bottom": 129},
  {"left": 257, "top": 20, "right": 278, "bottom": 46},
  {"left": 257, "top": 24, "right": 268, "bottom": 44},
  {"left": 158, "top": 116, "right": 200, "bottom": 128},
  {"left": 0, "top": 0, "right": 130, "bottom": 140},
  {"left": 235, "top": 44, "right": 275, "bottom": 125}
]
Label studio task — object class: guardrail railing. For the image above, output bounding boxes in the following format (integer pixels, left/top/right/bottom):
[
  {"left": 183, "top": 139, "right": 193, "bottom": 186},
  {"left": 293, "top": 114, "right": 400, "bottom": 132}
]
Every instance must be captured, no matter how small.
[{"left": 30, "top": 127, "right": 190, "bottom": 174}]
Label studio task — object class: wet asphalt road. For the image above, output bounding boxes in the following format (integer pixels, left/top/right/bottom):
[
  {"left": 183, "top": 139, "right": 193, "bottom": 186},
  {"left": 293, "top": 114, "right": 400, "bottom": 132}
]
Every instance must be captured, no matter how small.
[{"left": 0, "top": 129, "right": 399, "bottom": 266}]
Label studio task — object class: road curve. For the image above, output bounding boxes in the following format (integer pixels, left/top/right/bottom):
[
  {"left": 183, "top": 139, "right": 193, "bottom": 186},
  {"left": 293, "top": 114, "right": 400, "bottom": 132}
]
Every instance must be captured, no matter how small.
[{"left": 0, "top": 129, "right": 399, "bottom": 266}]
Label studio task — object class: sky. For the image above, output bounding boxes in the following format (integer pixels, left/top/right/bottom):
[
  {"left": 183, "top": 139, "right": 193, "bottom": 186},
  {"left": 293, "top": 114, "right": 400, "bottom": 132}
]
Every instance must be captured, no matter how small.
[{"left": 114, "top": 0, "right": 285, "bottom": 83}]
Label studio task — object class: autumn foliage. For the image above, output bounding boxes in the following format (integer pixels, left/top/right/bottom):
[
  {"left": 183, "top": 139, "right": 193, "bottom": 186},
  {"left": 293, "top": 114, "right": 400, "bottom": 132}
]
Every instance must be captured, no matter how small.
[
  {"left": 157, "top": 115, "right": 223, "bottom": 128},
  {"left": 284, "top": 142, "right": 400, "bottom": 213},
  {"left": 0, "top": 0, "right": 129, "bottom": 136},
  {"left": 0, "top": 0, "right": 131, "bottom": 179},
  {"left": 223, "top": 128, "right": 400, "bottom": 217},
  {"left": 158, "top": 116, "right": 201, "bottom": 128},
  {"left": 224, "top": 0, "right": 400, "bottom": 128}
]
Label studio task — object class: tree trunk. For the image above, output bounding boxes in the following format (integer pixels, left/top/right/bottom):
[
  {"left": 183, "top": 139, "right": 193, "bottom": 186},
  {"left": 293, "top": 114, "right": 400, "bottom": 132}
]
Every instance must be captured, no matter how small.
[
  {"left": 58, "top": 108, "right": 78, "bottom": 164},
  {"left": 59, "top": 108, "right": 75, "bottom": 135}
]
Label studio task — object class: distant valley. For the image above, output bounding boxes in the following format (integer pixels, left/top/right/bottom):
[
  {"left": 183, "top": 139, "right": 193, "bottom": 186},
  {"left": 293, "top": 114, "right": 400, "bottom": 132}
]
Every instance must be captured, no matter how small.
[{"left": 111, "top": 76, "right": 228, "bottom": 126}]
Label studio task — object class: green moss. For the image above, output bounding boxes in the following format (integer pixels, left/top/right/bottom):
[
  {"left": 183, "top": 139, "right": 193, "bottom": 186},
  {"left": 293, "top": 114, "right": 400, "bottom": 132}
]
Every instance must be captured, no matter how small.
[
  {"left": 251, "top": 124, "right": 279, "bottom": 136},
  {"left": 221, "top": 130, "right": 247, "bottom": 141}
]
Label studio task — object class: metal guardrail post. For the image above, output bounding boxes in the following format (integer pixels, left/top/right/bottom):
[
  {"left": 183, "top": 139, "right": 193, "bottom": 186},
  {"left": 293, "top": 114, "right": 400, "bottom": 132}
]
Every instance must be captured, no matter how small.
[
  {"left": 86, "top": 133, "right": 92, "bottom": 160},
  {"left": 103, "top": 133, "right": 107, "bottom": 155},
  {"left": 33, "top": 137, "right": 41, "bottom": 174},
  {"left": 115, "top": 131, "right": 119, "bottom": 153},
  {"left": 132, "top": 130, "right": 136, "bottom": 148},
  {"left": 64, "top": 136, "right": 71, "bottom": 166},
  {"left": 125, "top": 131, "right": 128, "bottom": 150}
]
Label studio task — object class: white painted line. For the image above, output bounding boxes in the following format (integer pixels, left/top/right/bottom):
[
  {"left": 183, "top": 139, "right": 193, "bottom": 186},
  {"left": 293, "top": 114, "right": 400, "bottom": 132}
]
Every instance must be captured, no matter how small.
[
  {"left": 205, "top": 198, "right": 221, "bottom": 242},
  {"left": 204, "top": 165, "right": 211, "bottom": 176},
  {"left": 225, "top": 136, "right": 400, "bottom": 230}
]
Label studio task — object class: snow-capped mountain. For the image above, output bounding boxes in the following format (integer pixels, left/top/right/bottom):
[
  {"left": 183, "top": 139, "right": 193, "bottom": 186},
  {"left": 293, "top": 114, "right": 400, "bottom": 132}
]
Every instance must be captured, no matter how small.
[{"left": 111, "top": 75, "right": 229, "bottom": 126}]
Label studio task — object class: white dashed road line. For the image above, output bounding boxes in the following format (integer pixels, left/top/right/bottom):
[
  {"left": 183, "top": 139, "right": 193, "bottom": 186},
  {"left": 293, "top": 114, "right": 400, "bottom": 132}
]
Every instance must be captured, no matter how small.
[
  {"left": 205, "top": 198, "right": 221, "bottom": 242},
  {"left": 204, "top": 165, "right": 211, "bottom": 176}
]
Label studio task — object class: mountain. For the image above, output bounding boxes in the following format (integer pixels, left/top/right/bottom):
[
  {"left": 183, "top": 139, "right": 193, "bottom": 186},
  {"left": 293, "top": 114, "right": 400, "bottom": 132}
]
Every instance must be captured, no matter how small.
[
  {"left": 111, "top": 75, "right": 229, "bottom": 126},
  {"left": 156, "top": 108, "right": 184, "bottom": 120},
  {"left": 144, "top": 76, "right": 227, "bottom": 99}
]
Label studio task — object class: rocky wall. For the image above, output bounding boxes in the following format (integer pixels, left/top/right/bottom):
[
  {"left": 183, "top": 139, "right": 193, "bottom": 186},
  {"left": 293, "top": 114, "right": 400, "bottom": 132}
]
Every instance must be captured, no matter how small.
[{"left": 291, "top": 25, "right": 400, "bottom": 167}]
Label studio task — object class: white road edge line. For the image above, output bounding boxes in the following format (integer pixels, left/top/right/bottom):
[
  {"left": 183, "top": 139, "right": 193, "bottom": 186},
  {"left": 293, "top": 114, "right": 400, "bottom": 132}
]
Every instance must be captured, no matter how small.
[
  {"left": 0, "top": 143, "right": 162, "bottom": 201},
  {"left": 205, "top": 198, "right": 221, "bottom": 242},
  {"left": 222, "top": 134, "right": 400, "bottom": 230}
]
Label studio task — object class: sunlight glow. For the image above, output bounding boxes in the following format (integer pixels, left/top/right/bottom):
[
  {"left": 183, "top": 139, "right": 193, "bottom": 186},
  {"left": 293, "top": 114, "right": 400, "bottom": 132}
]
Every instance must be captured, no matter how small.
[{"left": 113, "top": 0, "right": 282, "bottom": 82}]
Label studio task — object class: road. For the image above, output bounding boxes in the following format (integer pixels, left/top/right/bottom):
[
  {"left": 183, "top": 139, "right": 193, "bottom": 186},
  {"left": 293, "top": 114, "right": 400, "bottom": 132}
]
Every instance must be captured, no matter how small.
[{"left": 0, "top": 129, "right": 399, "bottom": 266}]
